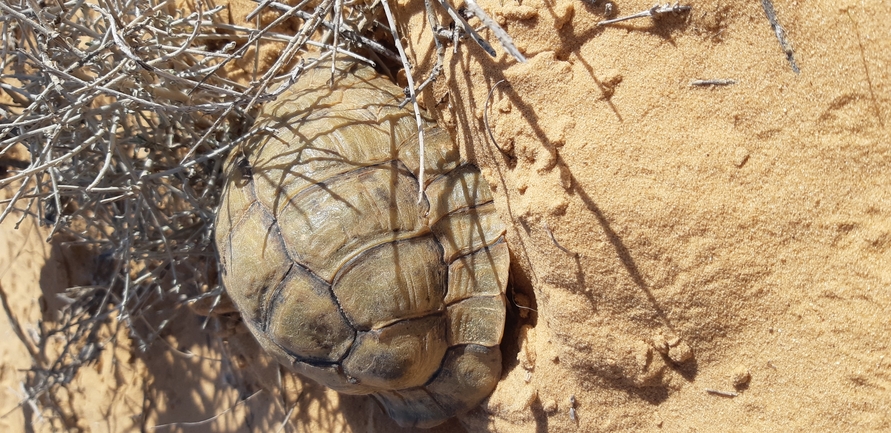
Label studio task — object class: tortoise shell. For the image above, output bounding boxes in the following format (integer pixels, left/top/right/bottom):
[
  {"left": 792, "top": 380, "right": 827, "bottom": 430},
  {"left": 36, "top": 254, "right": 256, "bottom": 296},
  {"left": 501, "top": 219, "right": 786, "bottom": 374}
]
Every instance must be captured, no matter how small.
[{"left": 214, "top": 61, "right": 509, "bottom": 428}]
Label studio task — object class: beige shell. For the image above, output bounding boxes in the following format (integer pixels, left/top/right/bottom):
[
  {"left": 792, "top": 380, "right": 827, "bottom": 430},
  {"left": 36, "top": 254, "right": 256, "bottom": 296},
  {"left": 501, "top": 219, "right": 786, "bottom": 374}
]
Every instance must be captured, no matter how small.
[{"left": 214, "top": 61, "right": 509, "bottom": 428}]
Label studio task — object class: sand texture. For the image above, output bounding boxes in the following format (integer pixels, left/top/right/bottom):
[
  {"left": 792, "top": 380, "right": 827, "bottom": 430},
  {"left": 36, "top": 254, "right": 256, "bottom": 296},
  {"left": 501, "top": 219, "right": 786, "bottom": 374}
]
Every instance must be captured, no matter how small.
[{"left": 1, "top": 0, "right": 889, "bottom": 431}]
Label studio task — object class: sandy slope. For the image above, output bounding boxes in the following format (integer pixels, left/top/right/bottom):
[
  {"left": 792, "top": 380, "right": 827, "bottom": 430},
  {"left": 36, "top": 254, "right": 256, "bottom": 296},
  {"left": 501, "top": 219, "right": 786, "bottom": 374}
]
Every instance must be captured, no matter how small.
[{"left": 1, "top": 0, "right": 889, "bottom": 431}]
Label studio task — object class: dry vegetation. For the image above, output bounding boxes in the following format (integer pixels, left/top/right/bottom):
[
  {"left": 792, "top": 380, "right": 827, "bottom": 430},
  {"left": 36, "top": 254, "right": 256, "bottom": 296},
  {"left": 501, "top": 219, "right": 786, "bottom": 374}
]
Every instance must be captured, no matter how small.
[
  {"left": 0, "top": 0, "right": 391, "bottom": 426},
  {"left": 0, "top": 0, "right": 523, "bottom": 428}
]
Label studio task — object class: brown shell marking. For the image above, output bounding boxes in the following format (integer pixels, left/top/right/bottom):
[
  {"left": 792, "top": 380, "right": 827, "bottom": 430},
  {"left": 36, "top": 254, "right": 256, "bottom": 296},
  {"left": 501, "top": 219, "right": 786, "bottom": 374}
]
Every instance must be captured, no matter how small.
[{"left": 215, "top": 62, "right": 509, "bottom": 428}]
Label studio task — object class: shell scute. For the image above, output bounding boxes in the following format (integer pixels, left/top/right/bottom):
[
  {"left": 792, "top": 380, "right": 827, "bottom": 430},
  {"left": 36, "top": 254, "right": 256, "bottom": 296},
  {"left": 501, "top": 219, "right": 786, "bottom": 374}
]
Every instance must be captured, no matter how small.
[
  {"left": 333, "top": 236, "right": 446, "bottom": 331},
  {"left": 266, "top": 264, "right": 355, "bottom": 363},
  {"left": 273, "top": 163, "right": 426, "bottom": 282},
  {"left": 343, "top": 315, "right": 448, "bottom": 390},
  {"left": 431, "top": 202, "right": 506, "bottom": 262},
  {"left": 219, "top": 202, "right": 288, "bottom": 322},
  {"left": 446, "top": 241, "right": 510, "bottom": 304}
]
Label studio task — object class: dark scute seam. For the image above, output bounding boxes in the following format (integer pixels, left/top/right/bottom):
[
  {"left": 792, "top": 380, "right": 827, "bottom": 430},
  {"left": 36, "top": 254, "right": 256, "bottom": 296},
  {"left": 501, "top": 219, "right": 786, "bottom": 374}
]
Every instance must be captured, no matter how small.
[
  {"left": 255, "top": 197, "right": 356, "bottom": 345},
  {"left": 260, "top": 262, "right": 293, "bottom": 333}
]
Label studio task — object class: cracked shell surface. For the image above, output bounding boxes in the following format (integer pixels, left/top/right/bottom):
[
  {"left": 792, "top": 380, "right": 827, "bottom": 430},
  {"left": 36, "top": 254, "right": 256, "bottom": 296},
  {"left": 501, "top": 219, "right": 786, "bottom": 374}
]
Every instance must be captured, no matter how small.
[{"left": 214, "top": 62, "right": 509, "bottom": 428}]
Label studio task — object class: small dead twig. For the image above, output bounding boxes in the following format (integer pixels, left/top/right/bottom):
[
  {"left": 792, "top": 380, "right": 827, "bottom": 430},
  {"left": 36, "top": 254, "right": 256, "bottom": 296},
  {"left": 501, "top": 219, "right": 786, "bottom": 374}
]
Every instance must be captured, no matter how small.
[
  {"left": 597, "top": 2, "right": 691, "bottom": 26},
  {"left": 543, "top": 222, "right": 578, "bottom": 257},
  {"left": 690, "top": 79, "right": 737, "bottom": 87},
  {"left": 150, "top": 390, "right": 264, "bottom": 430},
  {"left": 705, "top": 388, "right": 739, "bottom": 397},
  {"left": 760, "top": 0, "right": 799, "bottom": 74},
  {"left": 844, "top": 10, "right": 883, "bottom": 127},
  {"left": 329, "top": 0, "right": 342, "bottom": 81},
  {"left": 568, "top": 394, "right": 578, "bottom": 421},
  {"left": 483, "top": 79, "right": 510, "bottom": 155},
  {"left": 0, "top": 282, "right": 42, "bottom": 362},
  {"left": 462, "top": 0, "right": 526, "bottom": 62},
  {"left": 397, "top": 0, "right": 447, "bottom": 109},
  {"left": 380, "top": 0, "right": 426, "bottom": 202},
  {"left": 435, "top": 0, "right": 499, "bottom": 59}
]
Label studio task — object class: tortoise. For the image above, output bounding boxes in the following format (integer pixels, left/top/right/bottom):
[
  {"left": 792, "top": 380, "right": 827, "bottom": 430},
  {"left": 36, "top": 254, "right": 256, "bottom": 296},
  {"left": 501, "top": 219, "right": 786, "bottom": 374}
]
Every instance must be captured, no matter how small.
[{"left": 214, "top": 60, "right": 509, "bottom": 428}]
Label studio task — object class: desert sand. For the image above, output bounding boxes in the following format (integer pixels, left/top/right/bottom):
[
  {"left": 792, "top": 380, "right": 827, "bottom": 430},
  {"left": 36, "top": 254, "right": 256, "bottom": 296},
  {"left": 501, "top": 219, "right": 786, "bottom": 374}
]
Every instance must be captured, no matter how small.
[{"left": 1, "top": 0, "right": 889, "bottom": 431}]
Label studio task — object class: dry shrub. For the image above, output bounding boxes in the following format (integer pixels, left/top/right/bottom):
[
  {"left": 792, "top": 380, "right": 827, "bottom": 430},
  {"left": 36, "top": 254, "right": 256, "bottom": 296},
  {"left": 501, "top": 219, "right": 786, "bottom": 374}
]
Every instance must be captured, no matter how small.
[{"left": 0, "top": 0, "right": 519, "bottom": 426}]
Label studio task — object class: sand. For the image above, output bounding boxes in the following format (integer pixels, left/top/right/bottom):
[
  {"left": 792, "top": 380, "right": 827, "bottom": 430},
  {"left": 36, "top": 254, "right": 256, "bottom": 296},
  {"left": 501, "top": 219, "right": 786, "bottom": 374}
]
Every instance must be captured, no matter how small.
[{"left": 1, "top": 0, "right": 889, "bottom": 431}]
